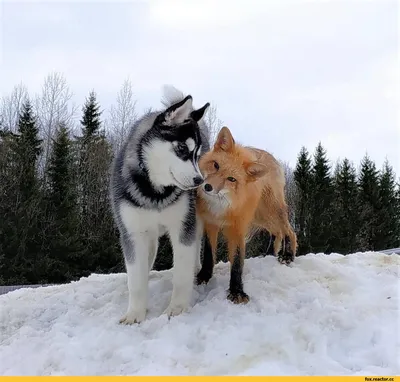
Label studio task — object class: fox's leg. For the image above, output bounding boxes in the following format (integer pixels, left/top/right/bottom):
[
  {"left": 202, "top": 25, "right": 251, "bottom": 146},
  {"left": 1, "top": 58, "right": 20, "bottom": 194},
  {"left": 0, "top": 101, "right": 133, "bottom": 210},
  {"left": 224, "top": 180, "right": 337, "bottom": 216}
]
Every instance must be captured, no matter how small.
[
  {"left": 273, "top": 231, "right": 283, "bottom": 256},
  {"left": 258, "top": 214, "right": 295, "bottom": 265},
  {"left": 224, "top": 228, "right": 249, "bottom": 304},
  {"left": 287, "top": 225, "right": 298, "bottom": 256},
  {"left": 278, "top": 225, "right": 297, "bottom": 265},
  {"left": 196, "top": 223, "right": 219, "bottom": 285}
]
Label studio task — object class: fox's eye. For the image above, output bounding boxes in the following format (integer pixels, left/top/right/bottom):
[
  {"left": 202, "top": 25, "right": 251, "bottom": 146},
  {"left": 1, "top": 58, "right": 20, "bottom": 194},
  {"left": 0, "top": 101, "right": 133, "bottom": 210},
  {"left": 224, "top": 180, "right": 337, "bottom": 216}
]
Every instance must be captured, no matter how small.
[
  {"left": 227, "top": 177, "right": 236, "bottom": 182},
  {"left": 213, "top": 161, "right": 219, "bottom": 170}
]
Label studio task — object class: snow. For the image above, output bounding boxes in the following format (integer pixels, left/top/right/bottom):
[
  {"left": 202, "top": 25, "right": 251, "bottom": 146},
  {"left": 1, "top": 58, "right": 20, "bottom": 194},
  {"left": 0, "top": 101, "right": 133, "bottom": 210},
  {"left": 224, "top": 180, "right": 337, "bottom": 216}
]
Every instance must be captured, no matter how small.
[{"left": 0, "top": 252, "right": 399, "bottom": 376}]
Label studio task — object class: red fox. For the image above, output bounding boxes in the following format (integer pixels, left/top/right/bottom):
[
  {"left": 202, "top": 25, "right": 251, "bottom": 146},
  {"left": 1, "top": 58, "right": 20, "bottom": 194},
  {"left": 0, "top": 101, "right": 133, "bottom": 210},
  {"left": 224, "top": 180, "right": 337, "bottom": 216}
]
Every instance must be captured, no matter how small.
[{"left": 196, "top": 126, "right": 297, "bottom": 304}]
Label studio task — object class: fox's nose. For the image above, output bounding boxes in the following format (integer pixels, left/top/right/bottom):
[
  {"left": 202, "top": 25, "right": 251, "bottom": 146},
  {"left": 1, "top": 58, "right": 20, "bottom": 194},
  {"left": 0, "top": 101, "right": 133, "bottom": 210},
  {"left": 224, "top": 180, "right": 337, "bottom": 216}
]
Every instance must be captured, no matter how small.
[
  {"left": 193, "top": 176, "right": 204, "bottom": 187},
  {"left": 204, "top": 183, "right": 213, "bottom": 192}
]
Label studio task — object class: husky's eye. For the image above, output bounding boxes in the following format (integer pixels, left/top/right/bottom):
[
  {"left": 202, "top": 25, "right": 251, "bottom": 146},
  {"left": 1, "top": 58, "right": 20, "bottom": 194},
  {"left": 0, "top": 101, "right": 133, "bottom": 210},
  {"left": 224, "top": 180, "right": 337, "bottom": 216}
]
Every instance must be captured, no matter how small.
[
  {"left": 227, "top": 176, "right": 236, "bottom": 182},
  {"left": 176, "top": 143, "right": 188, "bottom": 154},
  {"left": 213, "top": 161, "right": 219, "bottom": 170}
]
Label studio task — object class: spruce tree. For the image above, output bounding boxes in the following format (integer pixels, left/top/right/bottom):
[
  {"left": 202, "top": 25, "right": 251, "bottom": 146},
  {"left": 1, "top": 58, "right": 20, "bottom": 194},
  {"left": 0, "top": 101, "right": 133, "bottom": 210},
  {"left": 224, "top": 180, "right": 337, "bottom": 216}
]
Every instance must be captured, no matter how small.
[
  {"left": 77, "top": 91, "right": 102, "bottom": 274},
  {"left": 45, "top": 123, "right": 82, "bottom": 282},
  {"left": 9, "top": 100, "right": 46, "bottom": 283},
  {"left": 309, "top": 142, "right": 334, "bottom": 253},
  {"left": 15, "top": 100, "right": 42, "bottom": 200},
  {"left": 76, "top": 91, "right": 120, "bottom": 275},
  {"left": 356, "top": 154, "right": 381, "bottom": 250},
  {"left": 78, "top": 89, "right": 103, "bottom": 211},
  {"left": 0, "top": 123, "right": 18, "bottom": 284},
  {"left": 293, "top": 146, "right": 313, "bottom": 255},
  {"left": 376, "top": 160, "right": 399, "bottom": 250},
  {"left": 331, "top": 158, "right": 359, "bottom": 254},
  {"left": 80, "top": 90, "right": 102, "bottom": 141}
]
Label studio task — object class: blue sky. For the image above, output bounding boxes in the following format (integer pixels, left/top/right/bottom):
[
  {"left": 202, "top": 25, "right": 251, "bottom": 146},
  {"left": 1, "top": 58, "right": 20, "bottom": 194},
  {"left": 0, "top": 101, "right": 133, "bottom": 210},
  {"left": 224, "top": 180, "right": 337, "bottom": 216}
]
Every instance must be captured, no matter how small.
[{"left": 1, "top": 0, "right": 398, "bottom": 174}]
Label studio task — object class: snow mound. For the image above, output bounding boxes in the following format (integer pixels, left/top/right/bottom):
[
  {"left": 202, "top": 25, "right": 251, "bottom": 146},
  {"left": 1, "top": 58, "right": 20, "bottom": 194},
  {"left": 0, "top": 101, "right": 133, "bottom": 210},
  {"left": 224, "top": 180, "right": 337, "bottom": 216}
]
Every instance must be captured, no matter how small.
[{"left": 0, "top": 252, "right": 399, "bottom": 376}]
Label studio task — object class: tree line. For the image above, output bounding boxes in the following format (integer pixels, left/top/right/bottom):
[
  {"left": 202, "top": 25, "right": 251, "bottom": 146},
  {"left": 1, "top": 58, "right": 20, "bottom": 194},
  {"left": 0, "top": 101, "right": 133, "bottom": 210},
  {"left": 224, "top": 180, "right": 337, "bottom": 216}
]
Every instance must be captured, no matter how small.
[
  {"left": 0, "top": 73, "right": 398, "bottom": 286},
  {"left": 293, "top": 145, "right": 399, "bottom": 256}
]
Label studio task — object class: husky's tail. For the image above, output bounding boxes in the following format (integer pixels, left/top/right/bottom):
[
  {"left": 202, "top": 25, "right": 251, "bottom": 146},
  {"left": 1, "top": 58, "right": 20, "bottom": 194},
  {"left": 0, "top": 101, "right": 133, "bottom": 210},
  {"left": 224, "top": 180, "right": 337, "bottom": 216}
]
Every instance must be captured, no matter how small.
[
  {"left": 161, "top": 84, "right": 212, "bottom": 150},
  {"left": 161, "top": 85, "right": 186, "bottom": 108}
]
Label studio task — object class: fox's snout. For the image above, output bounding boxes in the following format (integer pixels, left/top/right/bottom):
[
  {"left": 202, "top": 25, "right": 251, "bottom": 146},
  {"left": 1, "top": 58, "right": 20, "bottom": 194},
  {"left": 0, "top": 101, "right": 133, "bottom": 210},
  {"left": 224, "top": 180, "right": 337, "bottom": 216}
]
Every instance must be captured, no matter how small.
[{"left": 201, "top": 178, "right": 224, "bottom": 194}]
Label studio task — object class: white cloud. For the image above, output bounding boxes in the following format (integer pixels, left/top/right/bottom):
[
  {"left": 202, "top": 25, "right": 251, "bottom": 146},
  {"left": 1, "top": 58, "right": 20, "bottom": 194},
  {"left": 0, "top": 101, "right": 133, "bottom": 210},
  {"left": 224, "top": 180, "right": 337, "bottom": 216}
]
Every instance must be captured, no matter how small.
[{"left": 0, "top": 0, "right": 398, "bottom": 174}]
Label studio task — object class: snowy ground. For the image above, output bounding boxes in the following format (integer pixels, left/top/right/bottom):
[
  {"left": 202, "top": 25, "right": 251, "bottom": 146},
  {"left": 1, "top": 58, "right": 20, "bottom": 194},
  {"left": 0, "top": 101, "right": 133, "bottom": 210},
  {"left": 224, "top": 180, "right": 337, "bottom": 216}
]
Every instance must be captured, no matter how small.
[{"left": 0, "top": 252, "right": 399, "bottom": 376}]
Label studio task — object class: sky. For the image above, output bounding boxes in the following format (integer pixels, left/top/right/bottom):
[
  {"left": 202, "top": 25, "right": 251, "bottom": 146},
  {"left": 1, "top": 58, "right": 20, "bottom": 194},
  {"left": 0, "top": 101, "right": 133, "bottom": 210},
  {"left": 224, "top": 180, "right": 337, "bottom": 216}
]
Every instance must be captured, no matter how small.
[{"left": 1, "top": 0, "right": 399, "bottom": 175}]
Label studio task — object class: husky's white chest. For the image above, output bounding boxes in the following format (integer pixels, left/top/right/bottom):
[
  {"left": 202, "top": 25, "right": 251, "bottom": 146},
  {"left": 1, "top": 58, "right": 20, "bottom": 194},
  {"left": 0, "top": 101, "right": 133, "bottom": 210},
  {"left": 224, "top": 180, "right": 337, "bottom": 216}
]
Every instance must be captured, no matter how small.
[{"left": 119, "top": 194, "right": 189, "bottom": 235}]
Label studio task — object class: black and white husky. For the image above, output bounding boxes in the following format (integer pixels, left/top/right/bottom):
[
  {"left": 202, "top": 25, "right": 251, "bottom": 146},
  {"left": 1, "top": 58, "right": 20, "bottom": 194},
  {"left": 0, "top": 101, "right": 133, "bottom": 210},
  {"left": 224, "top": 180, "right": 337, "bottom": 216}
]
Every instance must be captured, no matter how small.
[{"left": 109, "top": 87, "right": 210, "bottom": 324}]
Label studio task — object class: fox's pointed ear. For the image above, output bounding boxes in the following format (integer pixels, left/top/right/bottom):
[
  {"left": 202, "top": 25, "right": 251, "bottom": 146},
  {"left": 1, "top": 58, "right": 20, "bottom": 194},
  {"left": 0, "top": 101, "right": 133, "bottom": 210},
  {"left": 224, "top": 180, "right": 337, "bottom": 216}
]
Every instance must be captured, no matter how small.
[
  {"left": 246, "top": 162, "right": 268, "bottom": 182},
  {"left": 214, "top": 126, "right": 235, "bottom": 152},
  {"left": 190, "top": 102, "right": 210, "bottom": 122},
  {"left": 162, "top": 95, "right": 193, "bottom": 125}
]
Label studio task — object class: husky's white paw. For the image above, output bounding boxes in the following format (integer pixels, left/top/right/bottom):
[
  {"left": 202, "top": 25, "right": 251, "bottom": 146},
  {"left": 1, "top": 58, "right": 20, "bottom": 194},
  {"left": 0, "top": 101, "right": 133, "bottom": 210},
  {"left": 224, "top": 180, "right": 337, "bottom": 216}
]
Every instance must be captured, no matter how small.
[
  {"left": 119, "top": 309, "right": 146, "bottom": 325},
  {"left": 164, "top": 303, "right": 188, "bottom": 318}
]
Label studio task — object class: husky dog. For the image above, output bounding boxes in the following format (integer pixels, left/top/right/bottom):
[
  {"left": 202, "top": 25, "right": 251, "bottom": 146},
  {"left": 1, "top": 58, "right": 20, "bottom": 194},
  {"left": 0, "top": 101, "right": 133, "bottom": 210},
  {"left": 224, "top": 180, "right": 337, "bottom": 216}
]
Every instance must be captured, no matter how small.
[{"left": 109, "top": 87, "right": 211, "bottom": 324}]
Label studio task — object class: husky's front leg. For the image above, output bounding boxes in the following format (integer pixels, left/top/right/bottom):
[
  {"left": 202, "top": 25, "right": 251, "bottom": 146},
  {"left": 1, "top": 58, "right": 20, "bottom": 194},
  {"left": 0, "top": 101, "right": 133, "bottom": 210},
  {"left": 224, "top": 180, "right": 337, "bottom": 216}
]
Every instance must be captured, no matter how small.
[
  {"left": 120, "top": 231, "right": 155, "bottom": 325},
  {"left": 165, "top": 216, "right": 203, "bottom": 318}
]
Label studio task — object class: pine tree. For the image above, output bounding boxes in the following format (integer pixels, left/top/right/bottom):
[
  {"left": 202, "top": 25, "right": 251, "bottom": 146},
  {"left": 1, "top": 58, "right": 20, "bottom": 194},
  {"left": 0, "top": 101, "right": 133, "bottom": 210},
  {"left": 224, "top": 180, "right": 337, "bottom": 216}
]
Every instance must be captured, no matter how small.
[
  {"left": 7, "top": 100, "right": 46, "bottom": 283},
  {"left": 45, "top": 123, "right": 82, "bottom": 282},
  {"left": 356, "top": 154, "right": 381, "bottom": 250},
  {"left": 309, "top": 142, "right": 334, "bottom": 253},
  {"left": 375, "top": 160, "right": 399, "bottom": 250},
  {"left": 331, "top": 158, "right": 359, "bottom": 254},
  {"left": 47, "top": 123, "right": 74, "bottom": 203},
  {"left": 0, "top": 122, "right": 17, "bottom": 284},
  {"left": 15, "top": 100, "right": 42, "bottom": 201},
  {"left": 293, "top": 146, "right": 313, "bottom": 255},
  {"left": 75, "top": 91, "right": 120, "bottom": 275},
  {"left": 77, "top": 89, "right": 103, "bottom": 214},
  {"left": 80, "top": 90, "right": 102, "bottom": 141}
]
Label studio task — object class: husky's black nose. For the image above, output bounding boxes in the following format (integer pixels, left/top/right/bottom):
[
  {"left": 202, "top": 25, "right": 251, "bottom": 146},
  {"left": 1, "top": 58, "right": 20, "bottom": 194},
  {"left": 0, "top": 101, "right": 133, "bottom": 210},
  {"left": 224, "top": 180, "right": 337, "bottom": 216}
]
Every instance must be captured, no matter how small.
[
  {"left": 204, "top": 183, "right": 213, "bottom": 192},
  {"left": 193, "top": 176, "right": 204, "bottom": 187}
]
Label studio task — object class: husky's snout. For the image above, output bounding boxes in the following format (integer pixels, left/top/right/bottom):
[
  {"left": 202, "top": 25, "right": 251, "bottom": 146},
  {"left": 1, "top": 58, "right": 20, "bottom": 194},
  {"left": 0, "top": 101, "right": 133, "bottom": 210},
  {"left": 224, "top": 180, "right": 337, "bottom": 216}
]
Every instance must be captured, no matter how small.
[
  {"left": 193, "top": 176, "right": 204, "bottom": 187},
  {"left": 181, "top": 173, "right": 204, "bottom": 190},
  {"left": 171, "top": 167, "right": 204, "bottom": 190}
]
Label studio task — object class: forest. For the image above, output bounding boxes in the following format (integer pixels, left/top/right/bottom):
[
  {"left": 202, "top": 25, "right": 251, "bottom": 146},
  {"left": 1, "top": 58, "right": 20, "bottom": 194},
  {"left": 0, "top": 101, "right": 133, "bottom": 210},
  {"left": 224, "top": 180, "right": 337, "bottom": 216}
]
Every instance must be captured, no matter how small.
[{"left": 1, "top": 73, "right": 399, "bottom": 285}]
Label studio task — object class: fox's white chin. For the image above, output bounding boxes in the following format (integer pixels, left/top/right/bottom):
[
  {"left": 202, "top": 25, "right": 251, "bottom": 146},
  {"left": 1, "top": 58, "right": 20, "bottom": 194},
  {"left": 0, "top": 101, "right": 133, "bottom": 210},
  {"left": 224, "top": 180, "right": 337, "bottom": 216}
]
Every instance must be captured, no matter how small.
[{"left": 200, "top": 188, "right": 231, "bottom": 214}]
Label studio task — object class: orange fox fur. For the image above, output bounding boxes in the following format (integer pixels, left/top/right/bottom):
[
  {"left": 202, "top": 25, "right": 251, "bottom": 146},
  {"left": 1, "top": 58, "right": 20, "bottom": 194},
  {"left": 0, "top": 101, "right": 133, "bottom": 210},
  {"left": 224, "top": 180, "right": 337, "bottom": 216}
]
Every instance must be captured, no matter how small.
[{"left": 196, "top": 126, "right": 297, "bottom": 303}]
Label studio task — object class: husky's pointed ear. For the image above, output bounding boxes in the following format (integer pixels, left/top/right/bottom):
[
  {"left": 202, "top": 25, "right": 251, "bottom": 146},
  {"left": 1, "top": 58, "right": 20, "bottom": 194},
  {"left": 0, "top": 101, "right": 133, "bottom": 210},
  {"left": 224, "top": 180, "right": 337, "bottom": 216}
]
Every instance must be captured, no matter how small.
[
  {"left": 163, "top": 95, "right": 193, "bottom": 125},
  {"left": 190, "top": 102, "right": 210, "bottom": 122},
  {"left": 246, "top": 162, "right": 268, "bottom": 182},
  {"left": 214, "top": 126, "right": 235, "bottom": 152}
]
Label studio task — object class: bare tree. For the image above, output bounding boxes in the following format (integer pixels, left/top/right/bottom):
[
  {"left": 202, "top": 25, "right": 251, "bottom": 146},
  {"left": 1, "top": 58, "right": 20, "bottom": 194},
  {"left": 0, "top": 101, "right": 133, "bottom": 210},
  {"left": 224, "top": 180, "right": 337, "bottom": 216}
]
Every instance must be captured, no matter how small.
[
  {"left": 106, "top": 78, "right": 137, "bottom": 151},
  {"left": 34, "top": 72, "right": 77, "bottom": 171},
  {"left": 280, "top": 160, "right": 298, "bottom": 227},
  {"left": 205, "top": 102, "right": 223, "bottom": 146},
  {"left": 1, "top": 83, "right": 29, "bottom": 132}
]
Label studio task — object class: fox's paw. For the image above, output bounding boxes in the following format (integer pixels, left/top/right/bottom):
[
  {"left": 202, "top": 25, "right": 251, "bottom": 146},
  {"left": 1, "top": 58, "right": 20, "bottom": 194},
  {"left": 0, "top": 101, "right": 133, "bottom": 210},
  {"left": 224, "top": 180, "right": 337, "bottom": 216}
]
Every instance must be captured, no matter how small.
[
  {"left": 196, "top": 269, "right": 212, "bottom": 285},
  {"left": 119, "top": 309, "right": 146, "bottom": 325},
  {"left": 278, "top": 251, "right": 294, "bottom": 265},
  {"left": 227, "top": 290, "right": 250, "bottom": 304}
]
